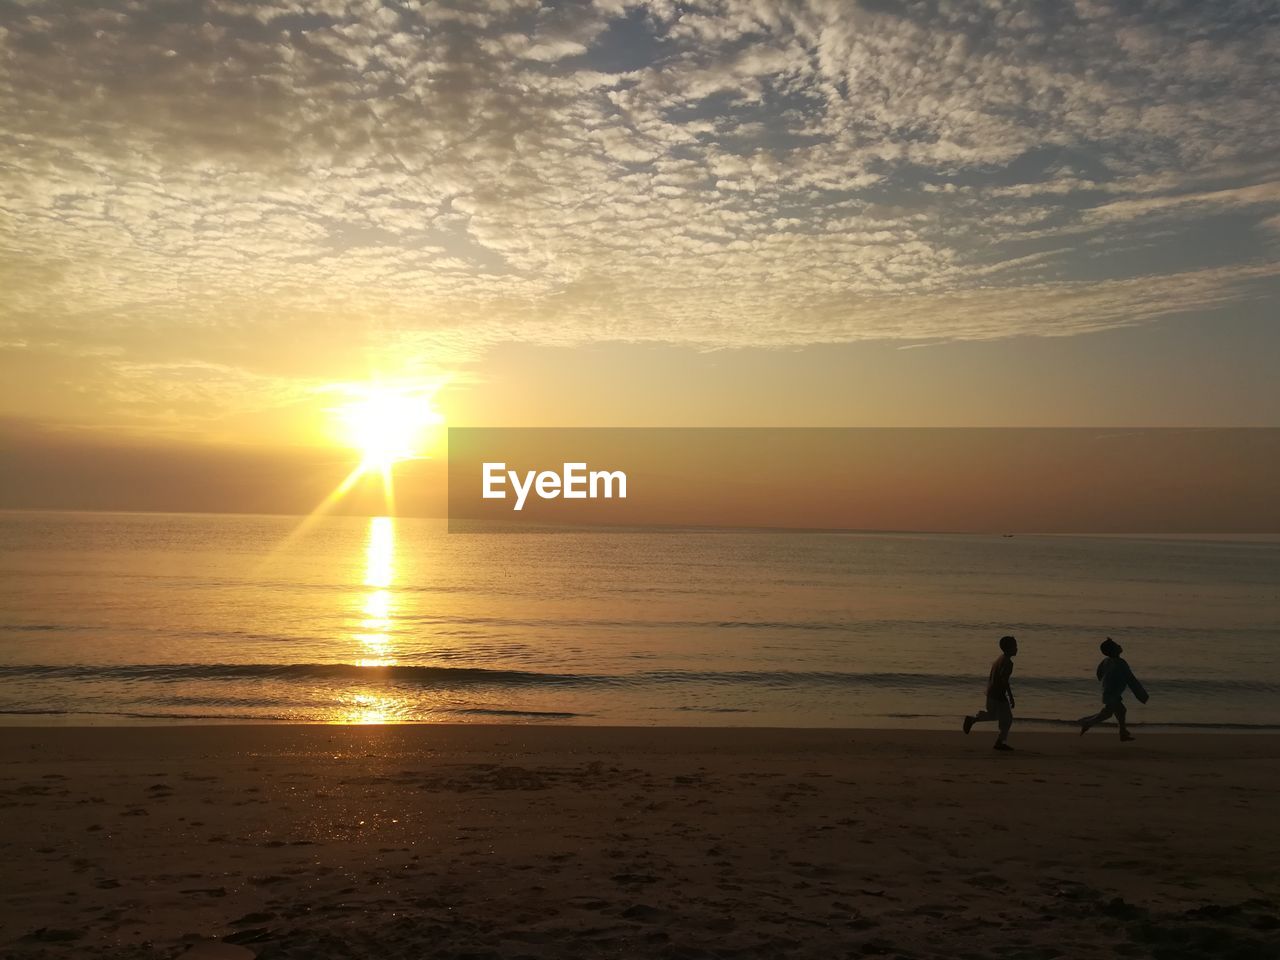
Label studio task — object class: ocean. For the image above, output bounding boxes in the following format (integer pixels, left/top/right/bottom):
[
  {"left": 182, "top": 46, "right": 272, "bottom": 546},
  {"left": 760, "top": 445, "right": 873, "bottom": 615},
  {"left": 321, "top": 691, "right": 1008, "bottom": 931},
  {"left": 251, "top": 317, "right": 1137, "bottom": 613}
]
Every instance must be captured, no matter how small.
[{"left": 1, "top": 510, "right": 1277, "bottom": 729}]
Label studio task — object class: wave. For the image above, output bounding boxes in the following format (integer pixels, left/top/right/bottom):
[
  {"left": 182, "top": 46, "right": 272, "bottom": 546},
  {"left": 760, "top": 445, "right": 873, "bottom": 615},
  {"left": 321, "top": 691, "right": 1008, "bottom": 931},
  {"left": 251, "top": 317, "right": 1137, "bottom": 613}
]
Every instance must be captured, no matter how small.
[
  {"left": 0, "top": 662, "right": 595, "bottom": 687},
  {"left": 3, "top": 706, "right": 1278, "bottom": 731},
  {"left": 0, "top": 707, "right": 294, "bottom": 722},
  {"left": 447, "top": 708, "right": 586, "bottom": 718},
  {"left": 0, "top": 623, "right": 90, "bottom": 632},
  {"left": 1, "top": 662, "right": 1277, "bottom": 696}
]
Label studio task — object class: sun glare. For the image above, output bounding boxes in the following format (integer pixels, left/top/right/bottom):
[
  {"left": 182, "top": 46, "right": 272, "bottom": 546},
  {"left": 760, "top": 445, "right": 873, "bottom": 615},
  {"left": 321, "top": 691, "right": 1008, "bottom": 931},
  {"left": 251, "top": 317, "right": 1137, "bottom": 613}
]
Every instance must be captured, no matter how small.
[
  {"left": 336, "top": 387, "right": 442, "bottom": 470},
  {"left": 262, "top": 384, "right": 442, "bottom": 564}
]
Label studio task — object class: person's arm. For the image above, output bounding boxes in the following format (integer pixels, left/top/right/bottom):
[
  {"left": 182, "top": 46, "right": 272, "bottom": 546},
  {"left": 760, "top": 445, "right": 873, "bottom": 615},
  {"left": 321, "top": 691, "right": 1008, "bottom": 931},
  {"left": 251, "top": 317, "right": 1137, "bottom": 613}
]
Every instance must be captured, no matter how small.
[
  {"left": 1126, "top": 662, "right": 1149, "bottom": 703},
  {"left": 1004, "top": 661, "right": 1015, "bottom": 708}
]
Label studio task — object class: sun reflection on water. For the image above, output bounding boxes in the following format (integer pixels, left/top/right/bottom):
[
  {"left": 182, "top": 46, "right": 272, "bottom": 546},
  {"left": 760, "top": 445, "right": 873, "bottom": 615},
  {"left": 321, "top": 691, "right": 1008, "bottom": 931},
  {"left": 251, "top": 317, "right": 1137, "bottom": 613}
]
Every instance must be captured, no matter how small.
[
  {"left": 346, "top": 693, "right": 393, "bottom": 725},
  {"left": 339, "top": 517, "right": 402, "bottom": 720},
  {"left": 364, "top": 588, "right": 391, "bottom": 620}
]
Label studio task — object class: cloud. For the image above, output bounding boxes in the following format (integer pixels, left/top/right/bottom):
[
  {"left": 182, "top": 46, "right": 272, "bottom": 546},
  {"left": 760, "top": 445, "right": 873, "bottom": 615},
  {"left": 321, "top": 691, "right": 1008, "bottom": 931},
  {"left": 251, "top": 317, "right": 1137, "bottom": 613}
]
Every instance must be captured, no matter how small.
[
  {"left": 1085, "top": 181, "right": 1280, "bottom": 223},
  {"left": 0, "top": 0, "right": 1277, "bottom": 425}
]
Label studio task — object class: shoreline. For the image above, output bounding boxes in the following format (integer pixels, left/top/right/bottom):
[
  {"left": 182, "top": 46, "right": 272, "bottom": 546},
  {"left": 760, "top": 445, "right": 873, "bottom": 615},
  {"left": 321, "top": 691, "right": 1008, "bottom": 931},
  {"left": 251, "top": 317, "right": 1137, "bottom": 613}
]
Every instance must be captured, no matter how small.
[
  {"left": 3, "top": 723, "right": 1280, "bottom": 758},
  {"left": 3, "top": 714, "right": 1280, "bottom": 732},
  {"left": 2, "top": 726, "right": 1277, "bottom": 958}
]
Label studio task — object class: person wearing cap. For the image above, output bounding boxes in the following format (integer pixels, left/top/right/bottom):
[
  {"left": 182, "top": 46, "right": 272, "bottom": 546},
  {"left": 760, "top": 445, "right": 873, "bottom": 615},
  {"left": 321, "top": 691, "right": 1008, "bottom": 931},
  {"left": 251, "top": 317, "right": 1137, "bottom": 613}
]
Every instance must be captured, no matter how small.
[
  {"left": 1078, "top": 637, "right": 1148, "bottom": 741},
  {"left": 963, "top": 635, "right": 1018, "bottom": 751}
]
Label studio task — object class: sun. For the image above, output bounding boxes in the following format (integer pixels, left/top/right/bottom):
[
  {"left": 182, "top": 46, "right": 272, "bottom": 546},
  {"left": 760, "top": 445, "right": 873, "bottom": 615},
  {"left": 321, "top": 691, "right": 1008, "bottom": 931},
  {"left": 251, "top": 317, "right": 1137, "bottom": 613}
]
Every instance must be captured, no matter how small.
[{"left": 335, "top": 386, "right": 443, "bottom": 470}]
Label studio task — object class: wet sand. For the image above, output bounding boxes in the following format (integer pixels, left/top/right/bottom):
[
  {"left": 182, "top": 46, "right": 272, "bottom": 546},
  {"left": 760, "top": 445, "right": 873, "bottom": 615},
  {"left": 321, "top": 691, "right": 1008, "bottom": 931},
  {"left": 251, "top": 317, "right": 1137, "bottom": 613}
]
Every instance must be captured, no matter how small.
[{"left": 1, "top": 726, "right": 1277, "bottom": 959}]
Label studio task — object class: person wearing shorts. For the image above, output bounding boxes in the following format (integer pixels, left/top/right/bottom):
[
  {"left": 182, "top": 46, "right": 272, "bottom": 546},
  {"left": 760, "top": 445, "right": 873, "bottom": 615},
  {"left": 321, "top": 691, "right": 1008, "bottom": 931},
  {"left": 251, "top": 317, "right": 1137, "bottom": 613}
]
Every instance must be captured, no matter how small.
[{"left": 963, "top": 635, "right": 1018, "bottom": 751}]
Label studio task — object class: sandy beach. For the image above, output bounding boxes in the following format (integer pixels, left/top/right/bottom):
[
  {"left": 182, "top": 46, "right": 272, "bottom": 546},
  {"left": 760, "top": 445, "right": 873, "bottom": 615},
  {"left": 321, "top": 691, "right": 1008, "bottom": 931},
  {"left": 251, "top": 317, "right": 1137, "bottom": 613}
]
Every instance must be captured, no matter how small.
[{"left": 1, "top": 726, "right": 1276, "bottom": 960}]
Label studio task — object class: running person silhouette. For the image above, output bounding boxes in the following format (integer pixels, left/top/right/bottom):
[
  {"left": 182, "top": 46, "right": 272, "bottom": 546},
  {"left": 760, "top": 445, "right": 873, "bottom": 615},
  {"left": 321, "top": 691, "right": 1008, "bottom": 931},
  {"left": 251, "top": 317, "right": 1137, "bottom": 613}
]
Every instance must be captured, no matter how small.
[
  {"left": 963, "top": 635, "right": 1018, "bottom": 751},
  {"left": 1078, "top": 637, "right": 1148, "bottom": 741}
]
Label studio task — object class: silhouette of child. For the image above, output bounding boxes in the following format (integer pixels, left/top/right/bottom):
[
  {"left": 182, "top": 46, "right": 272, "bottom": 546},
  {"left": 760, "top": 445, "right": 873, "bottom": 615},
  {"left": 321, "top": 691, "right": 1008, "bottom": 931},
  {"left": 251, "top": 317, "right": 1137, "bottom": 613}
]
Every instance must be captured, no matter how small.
[
  {"left": 963, "top": 635, "right": 1018, "bottom": 751},
  {"left": 1078, "top": 637, "right": 1148, "bottom": 741}
]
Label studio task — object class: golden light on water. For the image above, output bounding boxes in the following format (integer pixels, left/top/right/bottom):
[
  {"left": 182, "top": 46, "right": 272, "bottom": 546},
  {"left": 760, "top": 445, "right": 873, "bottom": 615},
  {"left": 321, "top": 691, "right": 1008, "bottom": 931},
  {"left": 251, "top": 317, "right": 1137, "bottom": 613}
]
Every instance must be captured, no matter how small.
[
  {"left": 353, "top": 638, "right": 395, "bottom": 668},
  {"left": 364, "top": 589, "right": 391, "bottom": 619},
  {"left": 338, "top": 516, "right": 404, "bottom": 721},
  {"left": 277, "top": 383, "right": 443, "bottom": 722},
  {"left": 354, "top": 516, "right": 397, "bottom": 671},
  {"left": 346, "top": 693, "right": 393, "bottom": 725},
  {"left": 364, "top": 517, "right": 394, "bottom": 588}
]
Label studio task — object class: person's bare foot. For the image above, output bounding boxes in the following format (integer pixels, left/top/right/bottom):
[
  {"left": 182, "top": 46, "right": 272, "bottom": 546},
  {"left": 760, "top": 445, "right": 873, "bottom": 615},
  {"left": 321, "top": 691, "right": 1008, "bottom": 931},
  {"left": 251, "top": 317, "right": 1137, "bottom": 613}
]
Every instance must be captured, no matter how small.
[
  {"left": 963, "top": 716, "right": 975, "bottom": 735},
  {"left": 993, "top": 742, "right": 1014, "bottom": 751},
  {"left": 1120, "top": 733, "right": 1136, "bottom": 742}
]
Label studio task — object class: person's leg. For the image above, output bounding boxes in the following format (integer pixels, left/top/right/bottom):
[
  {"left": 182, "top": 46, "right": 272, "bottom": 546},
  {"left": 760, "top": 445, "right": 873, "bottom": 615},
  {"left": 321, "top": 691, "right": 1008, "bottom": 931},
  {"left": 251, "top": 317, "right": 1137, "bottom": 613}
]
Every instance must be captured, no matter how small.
[
  {"left": 964, "top": 708, "right": 994, "bottom": 734},
  {"left": 1078, "top": 705, "right": 1114, "bottom": 734},
  {"left": 966, "top": 696, "right": 1004, "bottom": 733},
  {"left": 993, "top": 702, "right": 1013, "bottom": 750},
  {"left": 1115, "top": 701, "right": 1134, "bottom": 741}
]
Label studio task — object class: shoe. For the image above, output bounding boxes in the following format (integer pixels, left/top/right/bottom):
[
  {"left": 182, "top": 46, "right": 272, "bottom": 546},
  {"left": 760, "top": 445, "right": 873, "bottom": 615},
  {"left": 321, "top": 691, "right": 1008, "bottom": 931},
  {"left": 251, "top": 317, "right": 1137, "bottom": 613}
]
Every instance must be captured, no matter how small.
[
  {"left": 963, "top": 716, "right": 975, "bottom": 735},
  {"left": 993, "top": 742, "right": 1014, "bottom": 751}
]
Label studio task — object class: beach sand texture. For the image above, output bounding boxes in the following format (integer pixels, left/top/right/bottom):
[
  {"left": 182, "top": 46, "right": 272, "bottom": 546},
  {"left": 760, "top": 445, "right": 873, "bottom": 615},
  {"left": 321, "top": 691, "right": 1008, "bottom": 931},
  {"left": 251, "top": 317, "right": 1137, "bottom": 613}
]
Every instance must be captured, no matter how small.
[{"left": 1, "top": 726, "right": 1277, "bottom": 959}]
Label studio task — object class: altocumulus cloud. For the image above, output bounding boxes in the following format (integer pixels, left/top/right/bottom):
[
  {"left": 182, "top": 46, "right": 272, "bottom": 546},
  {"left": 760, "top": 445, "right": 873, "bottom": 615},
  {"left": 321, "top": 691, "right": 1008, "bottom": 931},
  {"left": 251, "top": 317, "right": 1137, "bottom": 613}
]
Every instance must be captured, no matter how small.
[{"left": 1, "top": 0, "right": 1279, "bottom": 393}]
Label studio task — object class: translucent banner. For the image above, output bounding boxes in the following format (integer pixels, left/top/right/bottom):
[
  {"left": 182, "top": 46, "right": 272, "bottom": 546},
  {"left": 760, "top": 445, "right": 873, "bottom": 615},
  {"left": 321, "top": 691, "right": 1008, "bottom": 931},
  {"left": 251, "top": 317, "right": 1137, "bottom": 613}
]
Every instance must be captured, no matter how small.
[{"left": 447, "top": 428, "right": 1280, "bottom": 534}]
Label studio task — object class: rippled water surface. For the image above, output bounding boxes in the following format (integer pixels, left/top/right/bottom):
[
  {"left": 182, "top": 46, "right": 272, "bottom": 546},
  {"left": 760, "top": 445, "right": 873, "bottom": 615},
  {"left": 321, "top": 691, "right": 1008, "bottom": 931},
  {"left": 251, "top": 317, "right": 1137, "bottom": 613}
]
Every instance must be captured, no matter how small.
[{"left": 1, "top": 511, "right": 1277, "bottom": 728}]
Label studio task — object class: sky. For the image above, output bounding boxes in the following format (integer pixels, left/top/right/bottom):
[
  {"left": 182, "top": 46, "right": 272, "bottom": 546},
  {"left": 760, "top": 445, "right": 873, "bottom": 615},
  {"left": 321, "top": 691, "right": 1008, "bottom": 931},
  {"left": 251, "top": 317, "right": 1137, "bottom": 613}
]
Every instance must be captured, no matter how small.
[{"left": 1, "top": 0, "right": 1279, "bottom": 513}]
